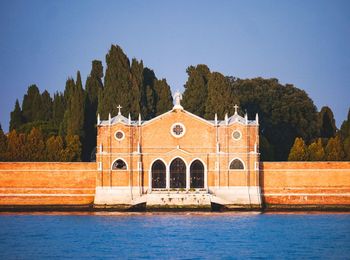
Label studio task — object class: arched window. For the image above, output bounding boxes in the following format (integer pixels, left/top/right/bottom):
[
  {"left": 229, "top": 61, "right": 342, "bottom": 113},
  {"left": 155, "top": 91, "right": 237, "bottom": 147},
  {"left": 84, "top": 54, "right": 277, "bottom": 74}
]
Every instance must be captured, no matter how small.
[
  {"left": 190, "top": 160, "right": 204, "bottom": 188},
  {"left": 112, "top": 159, "right": 127, "bottom": 170},
  {"left": 151, "top": 160, "right": 166, "bottom": 189},
  {"left": 229, "top": 159, "right": 244, "bottom": 170},
  {"left": 170, "top": 158, "right": 186, "bottom": 188}
]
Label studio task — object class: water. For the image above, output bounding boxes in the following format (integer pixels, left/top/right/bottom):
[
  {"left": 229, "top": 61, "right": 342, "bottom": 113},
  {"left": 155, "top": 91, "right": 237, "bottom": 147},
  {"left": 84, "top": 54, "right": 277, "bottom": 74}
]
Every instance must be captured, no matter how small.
[{"left": 0, "top": 212, "right": 349, "bottom": 259}]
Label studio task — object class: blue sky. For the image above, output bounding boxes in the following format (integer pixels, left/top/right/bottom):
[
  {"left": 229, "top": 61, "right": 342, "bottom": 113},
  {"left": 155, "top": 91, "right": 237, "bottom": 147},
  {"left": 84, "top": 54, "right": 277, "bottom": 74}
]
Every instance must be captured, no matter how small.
[{"left": 0, "top": 0, "right": 349, "bottom": 131}]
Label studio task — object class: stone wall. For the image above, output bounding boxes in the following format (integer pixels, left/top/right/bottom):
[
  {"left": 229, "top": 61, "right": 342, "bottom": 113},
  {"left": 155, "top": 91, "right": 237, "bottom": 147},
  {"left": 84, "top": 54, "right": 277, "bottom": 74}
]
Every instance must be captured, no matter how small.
[
  {"left": 261, "top": 162, "right": 350, "bottom": 209},
  {"left": 0, "top": 162, "right": 96, "bottom": 209}
]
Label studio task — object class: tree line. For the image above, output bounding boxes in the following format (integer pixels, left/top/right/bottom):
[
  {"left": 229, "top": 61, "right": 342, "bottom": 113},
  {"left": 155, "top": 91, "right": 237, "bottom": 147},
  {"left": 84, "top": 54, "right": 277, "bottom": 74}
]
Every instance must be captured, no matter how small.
[
  {"left": 0, "top": 45, "right": 172, "bottom": 162},
  {"left": 0, "top": 45, "right": 348, "bottom": 162}
]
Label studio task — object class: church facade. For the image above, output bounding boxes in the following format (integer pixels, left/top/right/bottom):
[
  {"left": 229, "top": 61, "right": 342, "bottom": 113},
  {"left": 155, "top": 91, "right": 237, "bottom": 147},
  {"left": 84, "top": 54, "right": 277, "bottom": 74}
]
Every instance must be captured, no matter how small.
[{"left": 94, "top": 92, "right": 262, "bottom": 209}]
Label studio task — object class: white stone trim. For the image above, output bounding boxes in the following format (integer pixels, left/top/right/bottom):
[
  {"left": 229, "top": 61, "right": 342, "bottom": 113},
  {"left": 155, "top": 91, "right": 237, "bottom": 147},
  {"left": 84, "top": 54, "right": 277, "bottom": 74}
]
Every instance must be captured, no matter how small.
[{"left": 111, "top": 158, "right": 128, "bottom": 171}]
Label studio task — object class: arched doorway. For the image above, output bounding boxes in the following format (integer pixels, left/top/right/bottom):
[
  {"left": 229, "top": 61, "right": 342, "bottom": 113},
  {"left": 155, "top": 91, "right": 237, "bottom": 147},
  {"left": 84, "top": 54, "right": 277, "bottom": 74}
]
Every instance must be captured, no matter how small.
[
  {"left": 151, "top": 160, "right": 166, "bottom": 189},
  {"left": 190, "top": 160, "right": 204, "bottom": 188},
  {"left": 170, "top": 158, "right": 186, "bottom": 188}
]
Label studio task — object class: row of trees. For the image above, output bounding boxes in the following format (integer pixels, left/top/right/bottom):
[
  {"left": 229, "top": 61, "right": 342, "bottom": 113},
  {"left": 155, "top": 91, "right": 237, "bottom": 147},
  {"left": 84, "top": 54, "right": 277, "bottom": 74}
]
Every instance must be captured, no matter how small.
[
  {"left": 181, "top": 65, "right": 346, "bottom": 161},
  {"left": 1, "top": 45, "right": 348, "bottom": 161},
  {"left": 0, "top": 127, "right": 81, "bottom": 162},
  {"left": 4, "top": 45, "right": 173, "bottom": 162},
  {"left": 288, "top": 109, "right": 350, "bottom": 161}
]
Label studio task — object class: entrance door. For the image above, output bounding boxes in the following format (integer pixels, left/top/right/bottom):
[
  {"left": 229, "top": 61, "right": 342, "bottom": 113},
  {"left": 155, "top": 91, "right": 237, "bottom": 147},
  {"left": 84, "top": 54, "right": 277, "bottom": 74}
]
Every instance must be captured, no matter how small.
[
  {"left": 190, "top": 160, "right": 204, "bottom": 188},
  {"left": 170, "top": 158, "right": 186, "bottom": 188},
  {"left": 151, "top": 160, "right": 166, "bottom": 189}
]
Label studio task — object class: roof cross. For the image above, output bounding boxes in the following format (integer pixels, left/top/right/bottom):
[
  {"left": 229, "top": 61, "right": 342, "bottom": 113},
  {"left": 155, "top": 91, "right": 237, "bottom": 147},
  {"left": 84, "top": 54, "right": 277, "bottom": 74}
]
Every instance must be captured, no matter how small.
[
  {"left": 234, "top": 104, "right": 239, "bottom": 115},
  {"left": 117, "top": 104, "right": 122, "bottom": 115}
]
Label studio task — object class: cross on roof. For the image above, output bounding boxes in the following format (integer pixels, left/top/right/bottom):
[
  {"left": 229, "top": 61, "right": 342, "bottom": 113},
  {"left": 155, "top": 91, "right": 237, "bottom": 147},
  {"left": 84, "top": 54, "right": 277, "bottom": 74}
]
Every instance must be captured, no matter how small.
[
  {"left": 234, "top": 104, "right": 239, "bottom": 115},
  {"left": 117, "top": 105, "right": 122, "bottom": 115}
]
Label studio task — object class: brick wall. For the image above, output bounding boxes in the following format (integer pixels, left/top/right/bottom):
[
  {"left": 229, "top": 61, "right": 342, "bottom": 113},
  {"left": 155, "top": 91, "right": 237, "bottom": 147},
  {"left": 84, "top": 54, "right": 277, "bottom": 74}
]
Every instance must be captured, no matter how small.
[
  {"left": 261, "top": 162, "right": 350, "bottom": 208},
  {"left": 0, "top": 162, "right": 97, "bottom": 208}
]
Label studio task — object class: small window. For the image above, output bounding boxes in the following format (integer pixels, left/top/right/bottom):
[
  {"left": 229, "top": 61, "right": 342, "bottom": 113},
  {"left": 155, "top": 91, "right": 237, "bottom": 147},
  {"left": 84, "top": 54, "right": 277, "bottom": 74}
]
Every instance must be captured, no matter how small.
[
  {"left": 112, "top": 159, "right": 127, "bottom": 170},
  {"left": 230, "top": 159, "right": 244, "bottom": 170},
  {"left": 170, "top": 123, "right": 186, "bottom": 138},
  {"left": 232, "top": 130, "right": 241, "bottom": 140},
  {"left": 115, "top": 130, "right": 125, "bottom": 141}
]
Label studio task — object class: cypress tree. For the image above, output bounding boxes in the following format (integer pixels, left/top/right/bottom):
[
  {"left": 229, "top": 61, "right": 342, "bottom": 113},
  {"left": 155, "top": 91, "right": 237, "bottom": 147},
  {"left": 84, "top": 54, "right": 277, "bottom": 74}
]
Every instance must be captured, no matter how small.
[
  {"left": 61, "top": 72, "right": 85, "bottom": 140},
  {"left": 84, "top": 60, "right": 104, "bottom": 161},
  {"left": 182, "top": 64, "right": 210, "bottom": 117},
  {"left": 130, "top": 58, "right": 142, "bottom": 117},
  {"left": 25, "top": 128, "right": 45, "bottom": 161},
  {"left": 9, "top": 99, "right": 23, "bottom": 131},
  {"left": 22, "top": 84, "right": 42, "bottom": 122},
  {"left": 288, "top": 137, "right": 307, "bottom": 161},
  {"left": 40, "top": 90, "right": 53, "bottom": 121},
  {"left": 205, "top": 72, "right": 236, "bottom": 119},
  {"left": 0, "top": 124, "right": 7, "bottom": 161},
  {"left": 319, "top": 106, "right": 337, "bottom": 138},
  {"left": 98, "top": 45, "right": 132, "bottom": 118},
  {"left": 52, "top": 92, "right": 65, "bottom": 127},
  {"left": 154, "top": 79, "right": 173, "bottom": 116},
  {"left": 141, "top": 68, "right": 157, "bottom": 119}
]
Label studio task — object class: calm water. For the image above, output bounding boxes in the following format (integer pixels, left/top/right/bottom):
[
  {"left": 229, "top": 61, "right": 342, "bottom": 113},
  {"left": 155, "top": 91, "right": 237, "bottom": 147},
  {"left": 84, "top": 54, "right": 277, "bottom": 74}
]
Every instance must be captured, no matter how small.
[{"left": 0, "top": 212, "right": 349, "bottom": 259}]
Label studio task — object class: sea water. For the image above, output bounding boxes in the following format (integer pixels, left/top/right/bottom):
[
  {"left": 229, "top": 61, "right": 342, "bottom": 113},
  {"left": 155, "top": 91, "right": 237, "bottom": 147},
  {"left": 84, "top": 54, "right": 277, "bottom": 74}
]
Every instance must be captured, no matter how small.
[{"left": 0, "top": 212, "right": 349, "bottom": 259}]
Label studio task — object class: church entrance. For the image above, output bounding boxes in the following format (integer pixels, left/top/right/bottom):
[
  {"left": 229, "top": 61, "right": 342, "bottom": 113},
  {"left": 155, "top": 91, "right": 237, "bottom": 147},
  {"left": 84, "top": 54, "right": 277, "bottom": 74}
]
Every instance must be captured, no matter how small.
[
  {"left": 151, "top": 160, "right": 166, "bottom": 189},
  {"left": 170, "top": 158, "right": 186, "bottom": 188},
  {"left": 190, "top": 160, "right": 204, "bottom": 188}
]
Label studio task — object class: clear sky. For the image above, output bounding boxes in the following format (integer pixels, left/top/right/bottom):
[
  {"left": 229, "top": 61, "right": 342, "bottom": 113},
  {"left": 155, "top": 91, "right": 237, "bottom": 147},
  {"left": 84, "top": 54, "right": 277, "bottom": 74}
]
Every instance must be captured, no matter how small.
[{"left": 0, "top": 0, "right": 349, "bottom": 131}]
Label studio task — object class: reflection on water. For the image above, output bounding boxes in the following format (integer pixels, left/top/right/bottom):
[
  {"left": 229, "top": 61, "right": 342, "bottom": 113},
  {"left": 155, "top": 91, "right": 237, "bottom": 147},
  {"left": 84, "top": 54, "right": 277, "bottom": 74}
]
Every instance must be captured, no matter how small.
[{"left": 0, "top": 212, "right": 349, "bottom": 259}]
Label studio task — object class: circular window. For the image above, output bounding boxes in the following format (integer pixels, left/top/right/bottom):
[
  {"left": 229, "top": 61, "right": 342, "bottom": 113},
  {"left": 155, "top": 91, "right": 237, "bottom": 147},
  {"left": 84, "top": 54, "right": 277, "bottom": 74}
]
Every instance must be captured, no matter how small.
[
  {"left": 115, "top": 130, "right": 125, "bottom": 141},
  {"left": 232, "top": 130, "right": 241, "bottom": 140},
  {"left": 171, "top": 123, "right": 186, "bottom": 138}
]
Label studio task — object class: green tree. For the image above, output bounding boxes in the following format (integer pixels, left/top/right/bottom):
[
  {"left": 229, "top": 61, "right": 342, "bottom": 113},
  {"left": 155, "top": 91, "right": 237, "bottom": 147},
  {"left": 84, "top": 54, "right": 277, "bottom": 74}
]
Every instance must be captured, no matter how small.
[
  {"left": 62, "top": 135, "right": 82, "bottom": 162},
  {"left": 182, "top": 64, "right": 210, "bottom": 117},
  {"left": 61, "top": 72, "right": 85, "bottom": 139},
  {"left": 9, "top": 99, "right": 23, "bottom": 131},
  {"left": 25, "top": 128, "right": 45, "bottom": 161},
  {"left": 52, "top": 92, "right": 65, "bottom": 127},
  {"left": 325, "top": 135, "right": 345, "bottom": 161},
  {"left": 154, "top": 79, "right": 173, "bottom": 116},
  {"left": 288, "top": 137, "right": 307, "bottom": 161},
  {"left": 22, "top": 84, "right": 42, "bottom": 122},
  {"left": 129, "top": 58, "right": 142, "bottom": 117},
  {"left": 6, "top": 130, "right": 27, "bottom": 161},
  {"left": 205, "top": 72, "right": 235, "bottom": 119},
  {"left": 46, "top": 136, "right": 64, "bottom": 161},
  {"left": 98, "top": 45, "right": 132, "bottom": 118},
  {"left": 307, "top": 138, "right": 325, "bottom": 161},
  {"left": 84, "top": 60, "right": 104, "bottom": 161},
  {"left": 340, "top": 108, "right": 350, "bottom": 160},
  {"left": 0, "top": 124, "right": 7, "bottom": 161},
  {"left": 39, "top": 90, "right": 53, "bottom": 121},
  {"left": 141, "top": 68, "right": 157, "bottom": 119},
  {"left": 229, "top": 77, "right": 319, "bottom": 161},
  {"left": 319, "top": 106, "right": 337, "bottom": 138}
]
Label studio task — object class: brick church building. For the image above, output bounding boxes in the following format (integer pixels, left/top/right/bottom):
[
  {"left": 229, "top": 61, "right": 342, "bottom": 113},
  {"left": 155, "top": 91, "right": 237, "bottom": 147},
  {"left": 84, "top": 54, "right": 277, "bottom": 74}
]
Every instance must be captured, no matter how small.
[{"left": 94, "top": 92, "right": 261, "bottom": 209}]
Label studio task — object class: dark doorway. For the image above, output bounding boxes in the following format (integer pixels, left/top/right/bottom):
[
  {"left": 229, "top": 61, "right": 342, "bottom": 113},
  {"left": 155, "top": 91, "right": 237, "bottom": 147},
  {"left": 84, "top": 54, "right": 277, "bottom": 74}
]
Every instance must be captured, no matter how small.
[
  {"left": 151, "top": 160, "right": 166, "bottom": 189},
  {"left": 170, "top": 158, "right": 186, "bottom": 188},
  {"left": 190, "top": 160, "right": 205, "bottom": 188}
]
